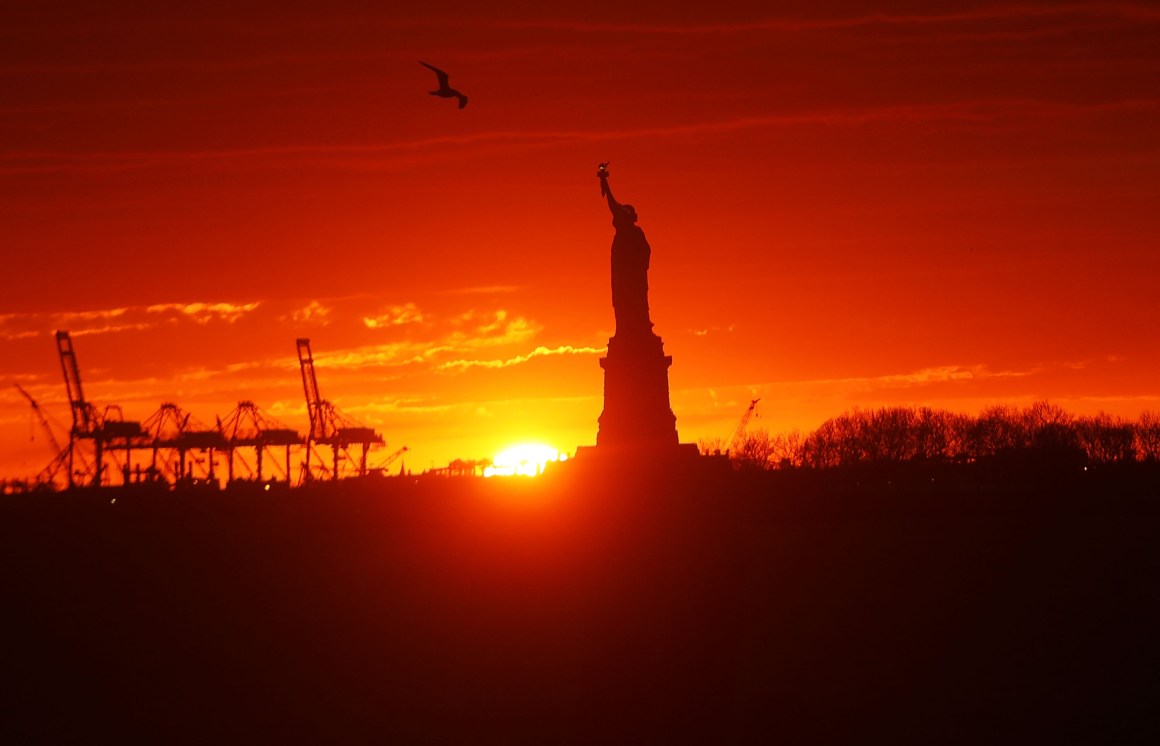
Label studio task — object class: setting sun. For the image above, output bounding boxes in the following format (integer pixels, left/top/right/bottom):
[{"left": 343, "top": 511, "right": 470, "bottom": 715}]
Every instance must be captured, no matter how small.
[{"left": 484, "top": 444, "right": 566, "bottom": 477}]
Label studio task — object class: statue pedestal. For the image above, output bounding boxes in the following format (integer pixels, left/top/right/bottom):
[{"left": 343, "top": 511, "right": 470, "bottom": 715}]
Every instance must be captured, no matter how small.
[{"left": 595, "top": 330, "right": 680, "bottom": 449}]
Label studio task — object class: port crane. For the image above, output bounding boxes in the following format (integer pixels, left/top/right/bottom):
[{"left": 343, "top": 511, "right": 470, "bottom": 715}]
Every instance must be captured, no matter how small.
[
  {"left": 14, "top": 383, "right": 65, "bottom": 456},
  {"left": 13, "top": 383, "right": 70, "bottom": 487},
  {"left": 369, "top": 445, "right": 408, "bottom": 476},
  {"left": 296, "top": 338, "right": 384, "bottom": 481},
  {"left": 55, "top": 330, "right": 142, "bottom": 487},
  {"left": 728, "top": 398, "right": 761, "bottom": 455},
  {"left": 137, "top": 403, "right": 228, "bottom": 485},
  {"left": 216, "top": 401, "right": 302, "bottom": 483}
]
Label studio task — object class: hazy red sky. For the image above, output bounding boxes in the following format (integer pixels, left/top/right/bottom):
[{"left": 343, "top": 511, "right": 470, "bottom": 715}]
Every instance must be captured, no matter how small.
[{"left": 2, "top": 1, "right": 1159, "bottom": 477}]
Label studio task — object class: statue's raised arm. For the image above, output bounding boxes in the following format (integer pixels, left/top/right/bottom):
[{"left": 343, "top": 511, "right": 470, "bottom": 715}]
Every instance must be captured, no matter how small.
[
  {"left": 597, "top": 161, "right": 614, "bottom": 202},
  {"left": 597, "top": 162, "right": 636, "bottom": 225},
  {"left": 596, "top": 162, "right": 651, "bottom": 337}
]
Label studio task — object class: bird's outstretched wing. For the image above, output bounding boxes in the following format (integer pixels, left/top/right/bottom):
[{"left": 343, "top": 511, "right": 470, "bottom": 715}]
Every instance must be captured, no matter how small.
[
  {"left": 419, "top": 60, "right": 451, "bottom": 90},
  {"left": 456, "top": 93, "right": 468, "bottom": 109}
]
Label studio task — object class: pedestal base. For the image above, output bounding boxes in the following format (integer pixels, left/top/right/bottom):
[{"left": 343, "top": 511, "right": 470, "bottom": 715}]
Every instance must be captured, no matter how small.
[
  {"left": 575, "top": 442, "right": 701, "bottom": 462},
  {"left": 596, "top": 330, "right": 680, "bottom": 449}
]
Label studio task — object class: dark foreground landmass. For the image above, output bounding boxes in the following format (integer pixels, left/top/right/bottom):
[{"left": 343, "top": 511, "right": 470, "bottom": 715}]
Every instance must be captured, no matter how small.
[{"left": 3, "top": 461, "right": 1158, "bottom": 744}]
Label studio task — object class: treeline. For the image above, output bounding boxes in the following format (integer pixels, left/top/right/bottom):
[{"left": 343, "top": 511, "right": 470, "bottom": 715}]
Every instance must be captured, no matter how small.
[{"left": 705, "top": 402, "right": 1160, "bottom": 470}]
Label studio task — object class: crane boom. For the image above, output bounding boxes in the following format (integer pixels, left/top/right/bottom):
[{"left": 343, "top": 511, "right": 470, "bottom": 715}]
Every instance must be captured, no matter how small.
[
  {"left": 296, "top": 338, "right": 325, "bottom": 441},
  {"left": 380, "top": 446, "right": 408, "bottom": 468},
  {"left": 14, "top": 383, "right": 66, "bottom": 456},
  {"left": 56, "top": 330, "right": 95, "bottom": 435},
  {"left": 729, "top": 398, "right": 761, "bottom": 453}
]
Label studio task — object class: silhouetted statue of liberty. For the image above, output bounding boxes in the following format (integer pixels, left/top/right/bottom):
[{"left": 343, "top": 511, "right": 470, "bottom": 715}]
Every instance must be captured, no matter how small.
[
  {"left": 588, "top": 163, "right": 689, "bottom": 453},
  {"left": 598, "top": 163, "right": 652, "bottom": 337}
]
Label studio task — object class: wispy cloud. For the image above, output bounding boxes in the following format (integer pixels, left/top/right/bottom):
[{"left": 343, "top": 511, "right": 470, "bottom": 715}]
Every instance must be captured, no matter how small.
[
  {"left": 438, "top": 344, "right": 606, "bottom": 372},
  {"left": 361, "top": 390, "right": 601, "bottom": 415},
  {"left": 317, "top": 309, "right": 542, "bottom": 371},
  {"left": 0, "top": 300, "right": 261, "bottom": 340},
  {"left": 442, "top": 285, "right": 521, "bottom": 296},
  {"left": 360, "top": 397, "right": 457, "bottom": 415},
  {"left": 494, "top": 3, "right": 1160, "bottom": 35},
  {"left": 12, "top": 98, "right": 1145, "bottom": 175},
  {"left": 0, "top": 329, "right": 40, "bottom": 341},
  {"left": 0, "top": 131, "right": 585, "bottom": 174},
  {"left": 684, "top": 363, "right": 1059, "bottom": 414},
  {"left": 772, "top": 363, "right": 1045, "bottom": 397},
  {"left": 0, "top": 51, "right": 391, "bottom": 77},
  {"left": 317, "top": 341, "right": 447, "bottom": 371},
  {"left": 0, "top": 296, "right": 559, "bottom": 393},
  {"left": 443, "top": 309, "right": 540, "bottom": 348},
  {"left": 363, "top": 303, "right": 426, "bottom": 329},
  {"left": 70, "top": 323, "right": 155, "bottom": 337},
  {"left": 289, "top": 300, "right": 332, "bottom": 325},
  {"left": 689, "top": 324, "right": 736, "bottom": 337},
  {"left": 146, "top": 301, "right": 259, "bottom": 324}
]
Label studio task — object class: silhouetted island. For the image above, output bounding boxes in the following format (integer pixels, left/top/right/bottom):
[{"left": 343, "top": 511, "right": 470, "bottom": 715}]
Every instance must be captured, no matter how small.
[{"left": 3, "top": 466, "right": 1157, "bottom": 743}]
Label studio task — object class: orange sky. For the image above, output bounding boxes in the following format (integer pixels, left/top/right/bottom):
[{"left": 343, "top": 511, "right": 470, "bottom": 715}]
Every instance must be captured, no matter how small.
[{"left": 2, "top": 1, "right": 1159, "bottom": 479}]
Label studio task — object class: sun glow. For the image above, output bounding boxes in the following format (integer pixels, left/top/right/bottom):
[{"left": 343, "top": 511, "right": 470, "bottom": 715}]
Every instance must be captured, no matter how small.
[{"left": 484, "top": 444, "right": 566, "bottom": 477}]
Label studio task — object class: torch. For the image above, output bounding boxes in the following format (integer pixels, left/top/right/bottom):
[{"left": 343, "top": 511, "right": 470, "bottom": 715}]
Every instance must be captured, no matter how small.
[{"left": 597, "top": 161, "right": 609, "bottom": 197}]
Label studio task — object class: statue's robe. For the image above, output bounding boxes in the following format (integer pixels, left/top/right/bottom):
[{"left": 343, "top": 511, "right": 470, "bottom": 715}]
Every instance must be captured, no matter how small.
[{"left": 610, "top": 205, "right": 652, "bottom": 336}]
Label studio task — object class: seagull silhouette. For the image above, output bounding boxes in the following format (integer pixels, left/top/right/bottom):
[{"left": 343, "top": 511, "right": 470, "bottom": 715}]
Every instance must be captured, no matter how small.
[{"left": 419, "top": 61, "right": 468, "bottom": 109}]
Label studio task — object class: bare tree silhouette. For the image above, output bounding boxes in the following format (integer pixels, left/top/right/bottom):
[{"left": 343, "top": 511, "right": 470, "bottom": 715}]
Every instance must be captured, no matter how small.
[
  {"left": 1135, "top": 411, "right": 1160, "bottom": 461},
  {"left": 1076, "top": 413, "right": 1136, "bottom": 464},
  {"left": 730, "top": 402, "right": 1160, "bottom": 471}
]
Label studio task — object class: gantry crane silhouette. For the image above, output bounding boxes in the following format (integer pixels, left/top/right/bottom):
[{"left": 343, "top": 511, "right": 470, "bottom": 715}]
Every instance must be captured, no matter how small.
[
  {"left": 296, "top": 338, "right": 383, "bottom": 481},
  {"left": 55, "top": 330, "right": 142, "bottom": 487},
  {"left": 216, "top": 401, "right": 303, "bottom": 484},
  {"left": 27, "top": 332, "right": 388, "bottom": 489},
  {"left": 137, "top": 402, "right": 228, "bottom": 485}
]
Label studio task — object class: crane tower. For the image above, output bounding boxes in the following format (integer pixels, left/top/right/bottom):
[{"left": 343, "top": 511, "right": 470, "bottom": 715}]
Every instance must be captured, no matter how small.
[
  {"left": 55, "top": 330, "right": 142, "bottom": 487},
  {"left": 296, "top": 338, "right": 384, "bottom": 481}
]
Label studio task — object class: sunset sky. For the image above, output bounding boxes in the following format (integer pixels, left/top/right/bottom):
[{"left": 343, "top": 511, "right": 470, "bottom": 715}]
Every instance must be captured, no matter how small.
[{"left": 2, "top": 1, "right": 1159, "bottom": 479}]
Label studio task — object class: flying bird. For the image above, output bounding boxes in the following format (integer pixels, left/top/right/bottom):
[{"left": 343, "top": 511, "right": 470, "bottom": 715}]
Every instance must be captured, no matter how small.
[{"left": 419, "top": 61, "right": 468, "bottom": 109}]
